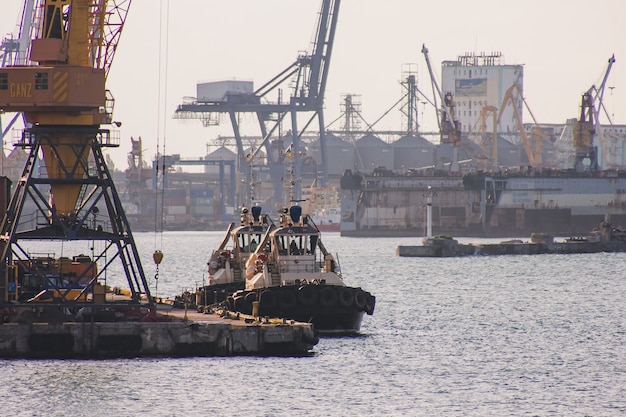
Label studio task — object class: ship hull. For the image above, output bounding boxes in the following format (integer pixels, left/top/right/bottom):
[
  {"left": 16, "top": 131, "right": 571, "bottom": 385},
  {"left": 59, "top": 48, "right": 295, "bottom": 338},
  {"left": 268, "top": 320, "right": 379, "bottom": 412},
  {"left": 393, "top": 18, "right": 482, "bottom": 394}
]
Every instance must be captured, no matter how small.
[
  {"left": 340, "top": 170, "right": 626, "bottom": 238},
  {"left": 227, "top": 285, "right": 375, "bottom": 335},
  {"left": 292, "top": 310, "right": 364, "bottom": 335},
  {"left": 193, "top": 283, "right": 375, "bottom": 334}
]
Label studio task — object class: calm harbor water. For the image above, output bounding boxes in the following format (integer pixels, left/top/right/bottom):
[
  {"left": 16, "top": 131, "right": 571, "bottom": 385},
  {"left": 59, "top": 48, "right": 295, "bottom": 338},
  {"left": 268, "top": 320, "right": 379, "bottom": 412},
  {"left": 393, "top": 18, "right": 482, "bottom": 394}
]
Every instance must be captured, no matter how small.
[{"left": 1, "top": 231, "right": 625, "bottom": 416}]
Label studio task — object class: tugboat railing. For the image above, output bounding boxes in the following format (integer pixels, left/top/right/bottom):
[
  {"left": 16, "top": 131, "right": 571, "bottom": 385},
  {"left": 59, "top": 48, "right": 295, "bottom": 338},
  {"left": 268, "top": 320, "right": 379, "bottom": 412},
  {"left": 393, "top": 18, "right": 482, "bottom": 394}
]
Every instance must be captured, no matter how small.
[{"left": 277, "top": 259, "right": 319, "bottom": 274}]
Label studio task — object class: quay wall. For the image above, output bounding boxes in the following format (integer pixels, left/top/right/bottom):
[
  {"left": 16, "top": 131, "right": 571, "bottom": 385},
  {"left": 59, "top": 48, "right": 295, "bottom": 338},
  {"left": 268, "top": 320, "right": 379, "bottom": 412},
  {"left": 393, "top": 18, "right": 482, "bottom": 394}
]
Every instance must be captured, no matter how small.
[
  {"left": 0, "top": 318, "right": 317, "bottom": 358},
  {"left": 397, "top": 240, "right": 626, "bottom": 257}
]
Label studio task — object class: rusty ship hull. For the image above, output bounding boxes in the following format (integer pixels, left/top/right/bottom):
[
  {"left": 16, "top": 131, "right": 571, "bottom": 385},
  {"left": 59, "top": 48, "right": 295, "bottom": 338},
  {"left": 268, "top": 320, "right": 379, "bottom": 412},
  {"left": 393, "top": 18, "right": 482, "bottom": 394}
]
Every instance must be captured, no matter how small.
[{"left": 340, "top": 170, "right": 626, "bottom": 238}]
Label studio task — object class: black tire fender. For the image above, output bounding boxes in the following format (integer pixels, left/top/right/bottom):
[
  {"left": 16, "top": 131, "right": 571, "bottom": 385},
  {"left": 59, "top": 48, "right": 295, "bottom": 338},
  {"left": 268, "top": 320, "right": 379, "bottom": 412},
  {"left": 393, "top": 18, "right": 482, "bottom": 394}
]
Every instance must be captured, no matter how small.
[
  {"left": 338, "top": 287, "right": 354, "bottom": 308},
  {"left": 244, "top": 292, "right": 257, "bottom": 314},
  {"left": 278, "top": 290, "right": 297, "bottom": 310},
  {"left": 365, "top": 293, "right": 376, "bottom": 315},
  {"left": 297, "top": 285, "right": 317, "bottom": 306},
  {"left": 354, "top": 289, "right": 367, "bottom": 310},
  {"left": 233, "top": 295, "right": 245, "bottom": 313},
  {"left": 319, "top": 286, "right": 338, "bottom": 308},
  {"left": 259, "top": 290, "right": 277, "bottom": 311}
]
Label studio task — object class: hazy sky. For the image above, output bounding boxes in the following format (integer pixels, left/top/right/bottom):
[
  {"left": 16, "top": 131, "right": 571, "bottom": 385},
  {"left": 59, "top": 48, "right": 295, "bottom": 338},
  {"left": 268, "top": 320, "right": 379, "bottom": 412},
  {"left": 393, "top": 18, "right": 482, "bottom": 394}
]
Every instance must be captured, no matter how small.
[{"left": 1, "top": 0, "right": 625, "bottom": 171}]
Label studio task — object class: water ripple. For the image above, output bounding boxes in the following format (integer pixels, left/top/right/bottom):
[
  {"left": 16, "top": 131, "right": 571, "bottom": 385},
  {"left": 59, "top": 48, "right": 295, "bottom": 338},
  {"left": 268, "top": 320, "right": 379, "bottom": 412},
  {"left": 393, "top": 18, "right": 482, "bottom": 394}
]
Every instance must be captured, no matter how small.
[{"left": 1, "top": 234, "right": 625, "bottom": 416}]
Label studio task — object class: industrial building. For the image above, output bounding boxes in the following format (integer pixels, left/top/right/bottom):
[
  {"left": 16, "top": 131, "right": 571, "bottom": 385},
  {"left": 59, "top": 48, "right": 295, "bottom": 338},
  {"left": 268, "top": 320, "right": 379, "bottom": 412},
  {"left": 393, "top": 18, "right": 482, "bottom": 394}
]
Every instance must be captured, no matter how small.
[{"left": 441, "top": 52, "right": 524, "bottom": 136}]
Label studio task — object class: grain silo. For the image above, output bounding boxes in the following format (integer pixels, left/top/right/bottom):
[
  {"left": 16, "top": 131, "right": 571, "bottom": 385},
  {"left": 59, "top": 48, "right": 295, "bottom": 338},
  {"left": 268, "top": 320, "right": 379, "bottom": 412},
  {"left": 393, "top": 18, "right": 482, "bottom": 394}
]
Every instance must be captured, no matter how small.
[
  {"left": 354, "top": 133, "right": 392, "bottom": 171},
  {"left": 392, "top": 135, "right": 436, "bottom": 170}
]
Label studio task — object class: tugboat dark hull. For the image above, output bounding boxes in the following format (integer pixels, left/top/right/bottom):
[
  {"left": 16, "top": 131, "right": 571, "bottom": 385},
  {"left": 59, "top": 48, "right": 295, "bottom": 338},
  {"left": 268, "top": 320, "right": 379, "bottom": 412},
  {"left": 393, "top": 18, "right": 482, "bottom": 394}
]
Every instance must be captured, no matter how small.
[
  {"left": 292, "top": 309, "right": 365, "bottom": 335},
  {"left": 227, "top": 284, "right": 375, "bottom": 335}
]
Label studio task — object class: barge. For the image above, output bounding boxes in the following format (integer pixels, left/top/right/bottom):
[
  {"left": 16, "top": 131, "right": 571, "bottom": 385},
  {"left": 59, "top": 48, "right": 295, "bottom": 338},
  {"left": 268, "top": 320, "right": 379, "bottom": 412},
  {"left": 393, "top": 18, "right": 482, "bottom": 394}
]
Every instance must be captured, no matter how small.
[{"left": 397, "top": 221, "right": 626, "bottom": 257}]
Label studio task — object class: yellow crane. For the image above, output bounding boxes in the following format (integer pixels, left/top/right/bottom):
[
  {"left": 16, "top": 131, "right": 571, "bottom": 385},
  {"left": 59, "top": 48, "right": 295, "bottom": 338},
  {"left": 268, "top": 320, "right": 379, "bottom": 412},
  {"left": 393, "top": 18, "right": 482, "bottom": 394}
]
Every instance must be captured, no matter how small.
[
  {"left": 497, "top": 83, "right": 547, "bottom": 168},
  {"left": 0, "top": 1, "right": 153, "bottom": 305},
  {"left": 0, "top": 0, "right": 128, "bottom": 216},
  {"left": 573, "top": 55, "right": 616, "bottom": 170},
  {"left": 478, "top": 105, "right": 498, "bottom": 168}
]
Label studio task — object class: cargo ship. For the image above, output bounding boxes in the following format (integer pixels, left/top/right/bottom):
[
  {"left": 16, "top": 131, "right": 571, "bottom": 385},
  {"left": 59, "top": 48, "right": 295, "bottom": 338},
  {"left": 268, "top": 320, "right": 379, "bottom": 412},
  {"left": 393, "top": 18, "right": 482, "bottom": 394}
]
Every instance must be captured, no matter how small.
[{"left": 340, "top": 168, "right": 626, "bottom": 238}]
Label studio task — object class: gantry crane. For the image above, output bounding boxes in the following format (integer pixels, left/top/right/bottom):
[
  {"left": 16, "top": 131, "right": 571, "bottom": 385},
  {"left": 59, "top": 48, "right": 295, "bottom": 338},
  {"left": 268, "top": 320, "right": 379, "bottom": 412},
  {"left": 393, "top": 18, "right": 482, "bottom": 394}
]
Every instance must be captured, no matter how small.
[
  {"left": 0, "top": 0, "right": 153, "bottom": 306},
  {"left": 174, "top": 0, "right": 341, "bottom": 204}
]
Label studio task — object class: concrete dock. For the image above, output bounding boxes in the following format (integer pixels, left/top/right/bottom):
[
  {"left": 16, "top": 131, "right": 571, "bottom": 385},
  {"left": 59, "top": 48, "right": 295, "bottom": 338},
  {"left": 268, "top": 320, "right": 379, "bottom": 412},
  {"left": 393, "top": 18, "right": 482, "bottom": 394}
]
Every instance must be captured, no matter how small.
[
  {"left": 397, "top": 236, "right": 626, "bottom": 257},
  {"left": 0, "top": 303, "right": 318, "bottom": 358}
]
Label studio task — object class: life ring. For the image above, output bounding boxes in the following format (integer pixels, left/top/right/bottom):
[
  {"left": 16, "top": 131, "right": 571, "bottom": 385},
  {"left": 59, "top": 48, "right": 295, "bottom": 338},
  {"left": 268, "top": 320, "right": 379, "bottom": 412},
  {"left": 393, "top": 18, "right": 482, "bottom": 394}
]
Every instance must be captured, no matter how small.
[
  {"left": 259, "top": 290, "right": 277, "bottom": 312},
  {"left": 278, "top": 290, "right": 297, "bottom": 310},
  {"left": 354, "top": 289, "right": 367, "bottom": 310},
  {"left": 297, "top": 285, "right": 317, "bottom": 306},
  {"left": 338, "top": 287, "right": 354, "bottom": 308},
  {"left": 319, "top": 287, "right": 338, "bottom": 308}
]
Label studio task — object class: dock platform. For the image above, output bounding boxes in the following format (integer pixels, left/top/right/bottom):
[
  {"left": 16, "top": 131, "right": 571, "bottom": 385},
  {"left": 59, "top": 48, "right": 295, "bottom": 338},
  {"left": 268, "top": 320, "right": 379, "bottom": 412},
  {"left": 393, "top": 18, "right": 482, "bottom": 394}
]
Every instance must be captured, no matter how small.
[{"left": 0, "top": 301, "right": 318, "bottom": 358}]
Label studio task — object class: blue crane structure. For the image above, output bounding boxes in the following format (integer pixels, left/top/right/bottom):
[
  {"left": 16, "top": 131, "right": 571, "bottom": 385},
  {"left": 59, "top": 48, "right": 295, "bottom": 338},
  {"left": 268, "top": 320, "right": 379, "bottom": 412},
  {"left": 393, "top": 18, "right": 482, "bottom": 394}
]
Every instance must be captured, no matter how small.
[{"left": 174, "top": 0, "right": 341, "bottom": 206}]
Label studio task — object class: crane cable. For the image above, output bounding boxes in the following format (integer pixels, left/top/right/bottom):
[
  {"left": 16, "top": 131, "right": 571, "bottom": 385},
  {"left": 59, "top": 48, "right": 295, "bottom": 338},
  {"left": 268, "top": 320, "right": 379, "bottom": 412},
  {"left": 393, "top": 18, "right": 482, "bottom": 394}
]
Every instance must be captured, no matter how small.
[{"left": 153, "top": 0, "right": 170, "bottom": 297}]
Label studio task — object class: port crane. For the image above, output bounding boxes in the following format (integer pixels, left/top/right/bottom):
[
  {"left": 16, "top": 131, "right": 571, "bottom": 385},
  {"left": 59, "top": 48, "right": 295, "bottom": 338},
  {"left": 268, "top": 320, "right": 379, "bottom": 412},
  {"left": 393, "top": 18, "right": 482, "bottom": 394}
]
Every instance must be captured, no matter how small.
[
  {"left": 573, "top": 55, "right": 616, "bottom": 170},
  {"left": 497, "top": 83, "right": 548, "bottom": 168},
  {"left": 421, "top": 44, "right": 462, "bottom": 172},
  {"left": 467, "top": 105, "right": 497, "bottom": 169},
  {"left": 0, "top": 0, "right": 153, "bottom": 306},
  {"left": 174, "top": 0, "right": 341, "bottom": 204}
]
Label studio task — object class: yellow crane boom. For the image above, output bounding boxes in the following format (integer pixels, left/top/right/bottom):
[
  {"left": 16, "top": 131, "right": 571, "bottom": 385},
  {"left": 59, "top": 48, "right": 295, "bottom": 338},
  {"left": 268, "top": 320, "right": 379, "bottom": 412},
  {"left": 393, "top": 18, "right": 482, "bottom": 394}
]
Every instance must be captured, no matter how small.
[
  {"left": 497, "top": 83, "right": 543, "bottom": 167},
  {"left": 0, "top": 0, "right": 131, "bottom": 216}
]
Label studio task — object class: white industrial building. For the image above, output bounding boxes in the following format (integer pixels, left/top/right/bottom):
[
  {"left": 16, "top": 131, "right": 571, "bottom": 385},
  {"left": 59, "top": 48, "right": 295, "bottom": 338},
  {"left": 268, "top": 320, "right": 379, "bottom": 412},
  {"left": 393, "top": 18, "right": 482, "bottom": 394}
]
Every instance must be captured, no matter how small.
[{"left": 441, "top": 52, "right": 524, "bottom": 136}]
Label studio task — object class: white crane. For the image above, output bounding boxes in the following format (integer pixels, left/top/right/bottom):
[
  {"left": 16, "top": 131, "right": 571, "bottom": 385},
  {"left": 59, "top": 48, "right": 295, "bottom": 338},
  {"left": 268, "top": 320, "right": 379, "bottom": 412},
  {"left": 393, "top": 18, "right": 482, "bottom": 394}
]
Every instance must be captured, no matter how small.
[{"left": 590, "top": 55, "right": 616, "bottom": 168}]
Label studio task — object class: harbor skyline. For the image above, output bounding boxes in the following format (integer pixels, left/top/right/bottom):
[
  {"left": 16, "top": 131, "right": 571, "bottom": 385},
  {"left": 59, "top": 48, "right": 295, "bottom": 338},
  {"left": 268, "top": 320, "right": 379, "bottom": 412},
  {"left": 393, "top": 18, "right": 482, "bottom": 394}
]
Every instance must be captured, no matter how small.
[{"left": 1, "top": 0, "right": 625, "bottom": 170}]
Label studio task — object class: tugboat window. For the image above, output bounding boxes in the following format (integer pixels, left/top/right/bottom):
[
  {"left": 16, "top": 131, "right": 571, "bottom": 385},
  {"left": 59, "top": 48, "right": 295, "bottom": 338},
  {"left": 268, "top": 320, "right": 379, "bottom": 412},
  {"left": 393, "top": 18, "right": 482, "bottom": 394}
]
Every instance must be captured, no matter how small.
[
  {"left": 278, "top": 236, "right": 287, "bottom": 255},
  {"left": 290, "top": 239, "right": 300, "bottom": 255},
  {"left": 308, "top": 235, "right": 318, "bottom": 254}
]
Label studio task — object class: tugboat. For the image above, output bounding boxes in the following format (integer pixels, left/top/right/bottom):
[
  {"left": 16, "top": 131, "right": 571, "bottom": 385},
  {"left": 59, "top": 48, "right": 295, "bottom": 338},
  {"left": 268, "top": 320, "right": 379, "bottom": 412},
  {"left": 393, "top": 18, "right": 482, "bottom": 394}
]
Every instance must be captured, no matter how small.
[
  {"left": 226, "top": 205, "right": 375, "bottom": 334},
  {"left": 191, "top": 205, "right": 272, "bottom": 307},
  {"left": 190, "top": 143, "right": 375, "bottom": 332},
  {"left": 192, "top": 204, "right": 375, "bottom": 334}
]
